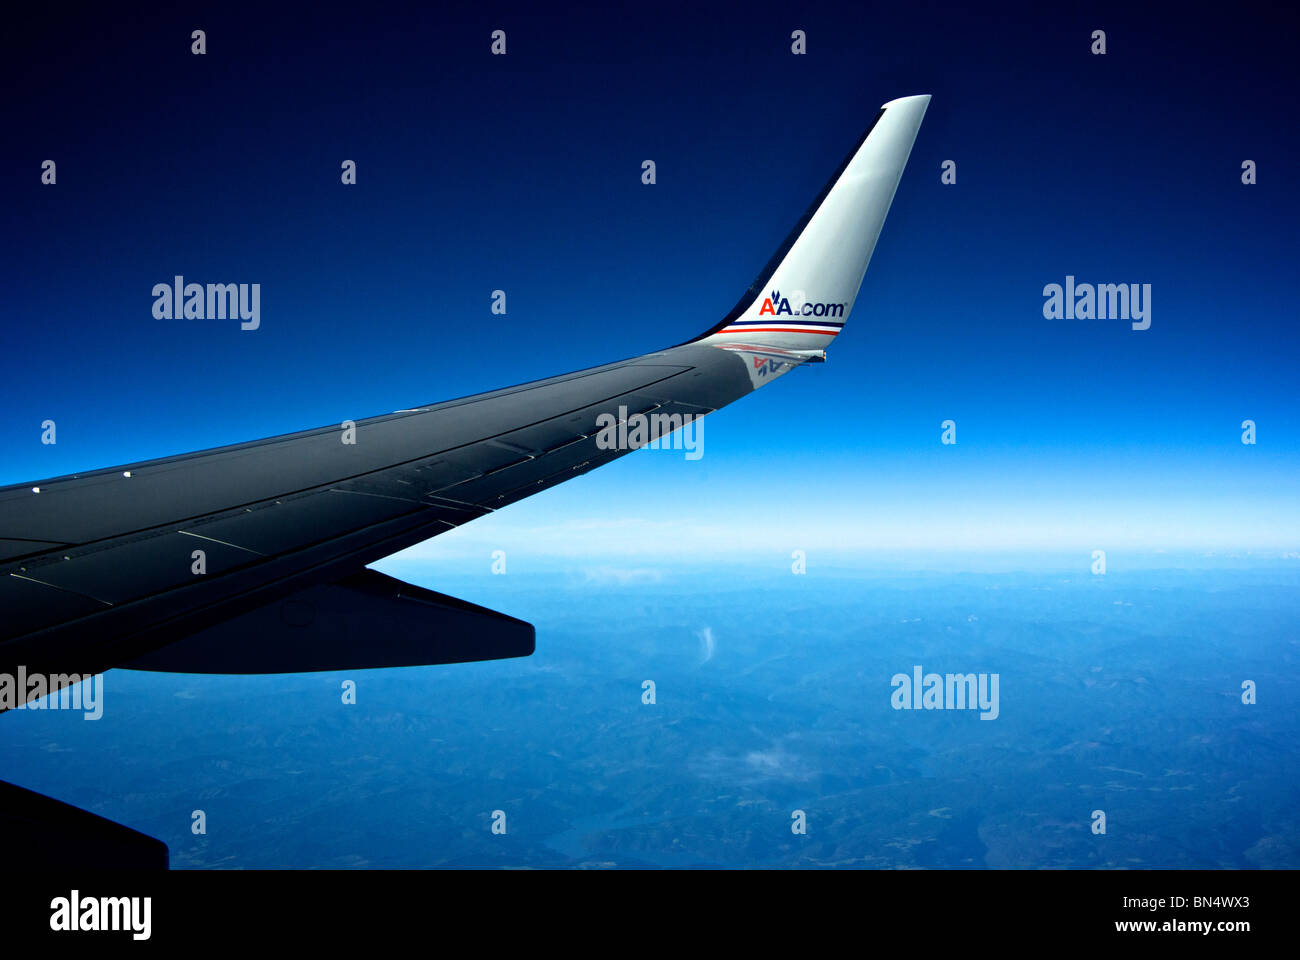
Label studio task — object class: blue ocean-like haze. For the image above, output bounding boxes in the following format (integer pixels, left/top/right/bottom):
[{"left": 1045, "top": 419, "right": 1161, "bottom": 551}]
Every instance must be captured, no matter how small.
[{"left": 1, "top": 557, "right": 1296, "bottom": 868}]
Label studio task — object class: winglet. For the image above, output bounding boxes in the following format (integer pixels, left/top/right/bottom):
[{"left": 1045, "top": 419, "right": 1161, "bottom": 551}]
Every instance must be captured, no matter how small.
[{"left": 693, "top": 94, "right": 929, "bottom": 351}]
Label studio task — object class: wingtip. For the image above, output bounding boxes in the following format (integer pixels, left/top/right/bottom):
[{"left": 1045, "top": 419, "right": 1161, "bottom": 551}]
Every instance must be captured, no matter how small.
[{"left": 880, "top": 94, "right": 932, "bottom": 110}]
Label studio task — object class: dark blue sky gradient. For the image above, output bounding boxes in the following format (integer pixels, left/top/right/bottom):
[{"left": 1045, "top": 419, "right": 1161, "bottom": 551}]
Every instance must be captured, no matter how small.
[{"left": 3, "top": 1, "right": 1296, "bottom": 555}]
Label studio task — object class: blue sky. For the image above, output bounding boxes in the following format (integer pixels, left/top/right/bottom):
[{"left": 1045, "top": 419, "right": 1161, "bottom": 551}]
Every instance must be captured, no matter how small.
[{"left": 2, "top": 1, "right": 1296, "bottom": 561}]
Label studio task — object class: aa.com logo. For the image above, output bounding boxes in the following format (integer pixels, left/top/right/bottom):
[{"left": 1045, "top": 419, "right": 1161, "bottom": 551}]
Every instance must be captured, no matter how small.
[{"left": 758, "top": 289, "right": 846, "bottom": 318}]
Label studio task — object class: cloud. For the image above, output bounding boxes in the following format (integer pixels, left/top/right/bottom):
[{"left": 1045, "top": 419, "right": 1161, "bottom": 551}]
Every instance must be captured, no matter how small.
[
  {"left": 691, "top": 742, "right": 814, "bottom": 783},
  {"left": 698, "top": 626, "right": 715, "bottom": 664}
]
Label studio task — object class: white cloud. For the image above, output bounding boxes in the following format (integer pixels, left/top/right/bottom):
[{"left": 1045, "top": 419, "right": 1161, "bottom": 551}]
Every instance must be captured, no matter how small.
[{"left": 698, "top": 626, "right": 715, "bottom": 664}]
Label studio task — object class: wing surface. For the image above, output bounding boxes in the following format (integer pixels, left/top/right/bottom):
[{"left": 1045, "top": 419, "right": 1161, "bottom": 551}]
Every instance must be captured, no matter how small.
[{"left": 0, "top": 95, "right": 929, "bottom": 698}]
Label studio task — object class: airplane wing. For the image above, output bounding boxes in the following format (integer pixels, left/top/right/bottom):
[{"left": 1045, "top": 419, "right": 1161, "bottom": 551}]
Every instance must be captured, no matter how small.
[{"left": 0, "top": 95, "right": 929, "bottom": 704}]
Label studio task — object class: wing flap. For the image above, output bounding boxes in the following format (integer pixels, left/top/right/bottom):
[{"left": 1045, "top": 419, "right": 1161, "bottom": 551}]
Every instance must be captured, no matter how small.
[{"left": 181, "top": 488, "right": 433, "bottom": 556}]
